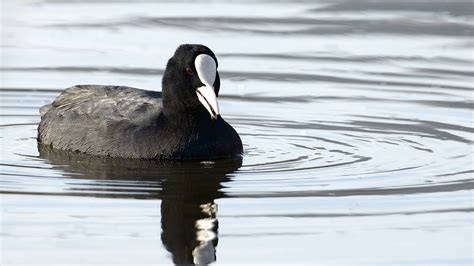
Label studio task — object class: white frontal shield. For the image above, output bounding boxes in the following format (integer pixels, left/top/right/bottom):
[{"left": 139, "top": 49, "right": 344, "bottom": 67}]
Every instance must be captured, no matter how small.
[{"left": 195, "top": 54, "right": 220, "bottom": 120}]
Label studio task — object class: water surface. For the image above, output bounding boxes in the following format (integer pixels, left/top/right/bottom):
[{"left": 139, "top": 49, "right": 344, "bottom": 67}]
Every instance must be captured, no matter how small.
[{"left": 1, "top": 0, "right": 473, "bottom": 265}]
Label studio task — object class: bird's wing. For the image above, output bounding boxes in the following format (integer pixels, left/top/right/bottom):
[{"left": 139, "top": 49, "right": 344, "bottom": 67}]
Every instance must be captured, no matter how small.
[
  {"left": 38, "top": 85, "right": 163, "bottom": 158},
  {"left": 44, "top": 85, "right": 162, "bottom": 123}
]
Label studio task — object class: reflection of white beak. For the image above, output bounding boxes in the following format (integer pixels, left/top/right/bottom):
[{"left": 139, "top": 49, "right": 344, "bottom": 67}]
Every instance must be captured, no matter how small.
[{"left": 195, "top": 54, "right": 220, "bottom": 120}]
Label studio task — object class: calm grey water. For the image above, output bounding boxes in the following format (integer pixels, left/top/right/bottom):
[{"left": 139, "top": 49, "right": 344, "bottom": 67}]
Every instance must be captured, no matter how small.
[{"left": 1, "top": 0, "right": 473, "bottom": 265}]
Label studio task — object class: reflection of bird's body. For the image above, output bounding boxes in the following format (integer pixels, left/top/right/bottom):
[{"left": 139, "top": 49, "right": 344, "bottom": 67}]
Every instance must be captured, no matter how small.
[
  {"left": 38, "top": 44, "right": 243, "bottom": 160},
  {"left": 38, "top": 145, "right": 241, "bottom": 265}
]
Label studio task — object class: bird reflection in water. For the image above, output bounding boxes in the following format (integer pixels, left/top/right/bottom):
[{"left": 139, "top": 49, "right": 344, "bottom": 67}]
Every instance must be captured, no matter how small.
[
  {"left": 160, "top": 160, "right": 236, "bottom": 265},
  {"left": 38, "top": 145, "right": 242, "bottom": 265}
]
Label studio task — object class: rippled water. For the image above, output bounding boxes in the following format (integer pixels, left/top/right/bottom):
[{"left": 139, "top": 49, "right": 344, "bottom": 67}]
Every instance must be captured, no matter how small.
[{"left": 1, "top": 0, "right": 473, "bottom": 265}]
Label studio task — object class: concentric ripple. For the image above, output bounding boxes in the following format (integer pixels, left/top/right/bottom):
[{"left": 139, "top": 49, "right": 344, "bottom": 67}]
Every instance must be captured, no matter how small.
[{"left": 0, "top": 89, "right": 472, "bottom": 199}]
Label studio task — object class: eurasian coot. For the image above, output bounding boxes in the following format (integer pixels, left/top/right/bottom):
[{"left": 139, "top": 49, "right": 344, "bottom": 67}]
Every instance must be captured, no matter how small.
[{"left": 38, "top": 44, "right": 243, "bottom": 160}]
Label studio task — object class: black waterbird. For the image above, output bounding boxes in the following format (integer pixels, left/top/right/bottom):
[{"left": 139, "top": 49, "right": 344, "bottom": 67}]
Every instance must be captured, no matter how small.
[{"left": 38, "top": 44, "right": 243, "bottom": 160}]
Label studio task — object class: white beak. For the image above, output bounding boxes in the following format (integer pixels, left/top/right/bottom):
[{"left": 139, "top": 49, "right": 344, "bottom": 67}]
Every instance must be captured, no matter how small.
[{"left": 195, "top": 54, "right": 220, "bottom": 120}]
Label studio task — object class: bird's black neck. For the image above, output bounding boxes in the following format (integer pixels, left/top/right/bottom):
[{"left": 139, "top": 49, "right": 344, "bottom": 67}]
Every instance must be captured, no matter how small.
[{"left": 162, "top": 105, "right": 216, "bottom": 130}]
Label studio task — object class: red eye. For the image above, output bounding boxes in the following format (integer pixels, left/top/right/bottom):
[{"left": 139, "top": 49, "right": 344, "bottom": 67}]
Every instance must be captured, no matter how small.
[{"left": 185, "top": 68, "right": 193, "bottom": 76}]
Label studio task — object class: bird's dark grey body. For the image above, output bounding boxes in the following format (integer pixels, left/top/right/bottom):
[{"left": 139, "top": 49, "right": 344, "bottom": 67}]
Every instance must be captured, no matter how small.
[{"left": 38, "top": 45, "right": 243, "bottom": 160}]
